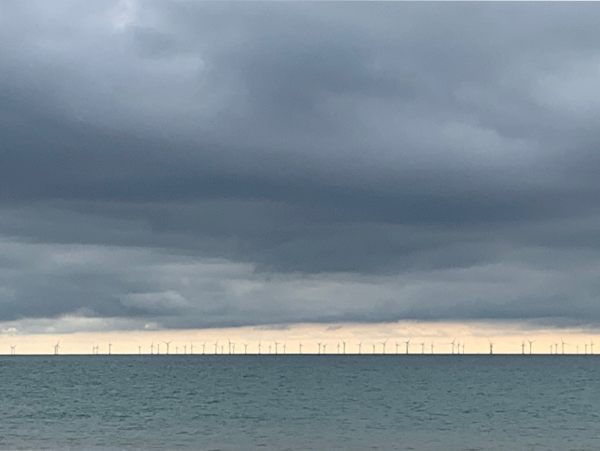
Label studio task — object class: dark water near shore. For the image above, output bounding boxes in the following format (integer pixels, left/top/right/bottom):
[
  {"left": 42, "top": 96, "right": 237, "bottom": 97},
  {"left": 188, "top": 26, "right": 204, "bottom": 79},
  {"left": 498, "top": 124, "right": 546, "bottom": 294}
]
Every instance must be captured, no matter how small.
[{"left": 0, "top": 355, "right": 599, "bottom": 450}]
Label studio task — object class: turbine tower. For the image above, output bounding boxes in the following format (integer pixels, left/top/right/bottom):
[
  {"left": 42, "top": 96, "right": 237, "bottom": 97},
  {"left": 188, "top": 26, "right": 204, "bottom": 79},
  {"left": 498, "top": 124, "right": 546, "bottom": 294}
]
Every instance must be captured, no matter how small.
[
  {"left": 163, "top": 341, "right": 171, "bottom": 355},
  {"left": 357, "top": 342, "right": 362, "bottom": 355},
  {"left": 404, "top": 339, "right": 410, "bottom": 355},
  {"left": 54, "top": 342, "right": 60, "bottom": 355},
  {"left": 528, "top": 340, "right": 535, "bottom": 355}
]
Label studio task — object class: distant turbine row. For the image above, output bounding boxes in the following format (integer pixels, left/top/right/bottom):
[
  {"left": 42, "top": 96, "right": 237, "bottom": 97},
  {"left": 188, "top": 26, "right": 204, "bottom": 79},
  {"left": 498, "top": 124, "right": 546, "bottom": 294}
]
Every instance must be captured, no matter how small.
[{"left": 3, "top": 338, "right": 597, "bottom": 355}]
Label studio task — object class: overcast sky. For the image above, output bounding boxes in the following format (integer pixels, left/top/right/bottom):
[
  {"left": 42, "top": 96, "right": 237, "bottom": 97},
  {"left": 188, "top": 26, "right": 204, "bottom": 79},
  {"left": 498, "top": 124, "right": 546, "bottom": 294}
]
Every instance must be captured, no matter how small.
[{"left": 2, "top": 1, "right": 600, "bottom": 334}]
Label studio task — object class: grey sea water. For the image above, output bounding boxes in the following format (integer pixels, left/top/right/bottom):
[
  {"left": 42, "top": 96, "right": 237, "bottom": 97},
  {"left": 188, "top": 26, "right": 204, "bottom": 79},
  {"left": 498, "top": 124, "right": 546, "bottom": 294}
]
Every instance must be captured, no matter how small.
[{"left": 0, "top": 355, "right": 599, "bottom": 450}]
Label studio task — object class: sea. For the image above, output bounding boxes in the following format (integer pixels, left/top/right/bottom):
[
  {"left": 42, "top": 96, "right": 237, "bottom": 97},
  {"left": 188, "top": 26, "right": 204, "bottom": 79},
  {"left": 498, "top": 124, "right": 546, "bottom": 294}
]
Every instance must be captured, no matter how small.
[{"left": 0, "top": 355, "right": 598, "bottom": 450}]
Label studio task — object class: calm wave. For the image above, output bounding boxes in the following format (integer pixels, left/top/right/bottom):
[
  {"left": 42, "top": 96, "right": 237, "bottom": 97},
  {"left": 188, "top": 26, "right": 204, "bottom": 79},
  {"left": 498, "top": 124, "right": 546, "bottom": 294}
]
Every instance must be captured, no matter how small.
[{"left": 0, "top": 355, "right": 598, "bottom": 450}]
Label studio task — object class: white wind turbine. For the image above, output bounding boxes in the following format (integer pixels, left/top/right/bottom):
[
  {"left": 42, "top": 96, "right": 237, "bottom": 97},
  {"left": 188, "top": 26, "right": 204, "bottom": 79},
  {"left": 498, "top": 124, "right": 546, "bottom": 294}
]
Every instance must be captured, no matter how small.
[
  {"left": 138, "top": 345, "right": 142, "bottom": 355},
  {"left": 10, "top": 345, "right": 16, "bottom": 356},
  {"left": 299, "top": 342, "right": 303, "bottom": 354},
  {"left": 404, "top": 339, "right": 411, "bottom": 355},
  {"left": 244, "top": 343, "right": 248, "bottom": 354},
  {"left": 561, "top": 339, "right": 568, "bottom": 355},
  {"left": 214, "top": 341, "right": 218, "bottom": 354},
  {"left": 372, "top": 343, "right": 376, "bottom": 354},
  {"left": 420, "top": 342, "right": 425, "bottom": 354},
  {"left": 317, "top": 342, "right": 322, "bottom": 355},
  {"left": 342, "top": 341, "right": 346, "bottom": 354},
  {"left": 54, "top": 342, "right": 60, "bottom": 355},
  {"left": 183, "top": 345, "right": 187, "bottom": 355},
  {"left": 163, "top": 341, "right": 171, "bottom": 355},
  {"left": 381, "top": 339, "right": 388, "bottom": 354},
  {"left": 108, "top": 343, "right": 112, "bottom": 355},
  {"left": 521, "top": 341, "right": 525, "bottom": 355},
  {"left": 150, "top": 343, "right": 154, "bottom": 355},
  {"left": 357, "top": 342, "right": 362, "bottom": 355},
  {"left": 590, "top": 340, "right": 594, "bottom": 355},
  {"left": 258, "top": 341, "right": 262, "bottom": 355},
  {"left": 274, "top": 342, "right": 280, "bottom": 355},
  {"left": 489, "top": 341, "right": 494, "bottom": 355},
  {"left": 430, "top": 343, "right": 434, "bottom": 354},
  {"left": 395, "top": 342, "right": 400, "bottom": 354},
  {"left": 283, "top": 343, "right": 286, "bottom": 354},
  {"left": 528, "top": 340, "right": 535, "bottom": 355},
  {"left": 450, "top": 338, "right": 456, "bottom": 355},
  {"left": 337, "top": 342, "right": 340, "bottom": 354},
  {"left": 322, "top": 343, "right": 327, "bottom": 354}
]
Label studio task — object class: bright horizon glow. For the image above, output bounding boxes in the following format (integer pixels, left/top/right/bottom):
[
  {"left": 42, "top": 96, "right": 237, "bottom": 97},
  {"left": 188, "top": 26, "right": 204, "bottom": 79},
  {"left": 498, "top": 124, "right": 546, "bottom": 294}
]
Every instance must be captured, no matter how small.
[{"left": 1, "top": 320, "right": 597, "bottom": 355}]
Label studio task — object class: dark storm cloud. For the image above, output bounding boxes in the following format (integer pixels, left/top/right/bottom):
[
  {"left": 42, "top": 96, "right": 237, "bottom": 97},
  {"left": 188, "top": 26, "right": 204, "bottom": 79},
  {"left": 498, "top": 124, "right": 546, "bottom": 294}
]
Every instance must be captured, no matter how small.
[{"left": 2, "top": 1, "right": 600, "bottom": 330}]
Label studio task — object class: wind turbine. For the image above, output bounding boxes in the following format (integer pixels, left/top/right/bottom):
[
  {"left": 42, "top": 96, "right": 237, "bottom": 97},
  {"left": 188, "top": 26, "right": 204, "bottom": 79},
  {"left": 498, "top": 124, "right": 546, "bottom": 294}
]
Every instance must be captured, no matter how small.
[
  {"left": 561, "top": 339, "right": 568, "bottom": 355},
  {"left": 299, "top": 342, "right": 303, "bottom": 354},
  {"left": 358, "top": 342, "right": 362, "bottom": 355},
  {"left": 244, "top": 343, "right": 248, "bottom": 354},
  {"left": 317, "top": 342, "right": 322, "bottom": 355},
  {"left": 585, "top": 343, "right": 588, "bottom": 355},
  {"left": 337, "top": 342, "right": 341, "bottom": 354},
  {"left": 201, "top": 343, "right": 206, "bottom": 355},
  {"left": 150, "top": 343, "right": 154, "bottom": 355},
  {"left": 342, "top": 341, "right": 346, "bottom": 354},
  {"left": 214, "top": 341, "right": 218, "bottom": 354},
  {"left": 274, "top": 342, "right": 279, "bottom": 355},
  {"left": 489, "top": 341, "right": 494, "bottom": 355},
  {"left": 322, "top": 344, "right": 327, "bottom": 354},
  {"left": 381, "top": 339, "right": 388, "bottom": 354},
  {"left": 430, "top": 343, "right": 434, "bottom": 354},
  {"left": 283, "top": 343, "right": 286, "bottom": 354},
  {"left": 528, "top": 340, "right": 535, "bottom": 355},
  {"left": 521, "top": 341, "right": 525, "bottom": 355},
  {"left": 183, "top": 345, "right": 187, "bottom": 354},
  {"left": 138, "top": 345, "right": 142, "bottom": 355},
  {"left": 190, "top": 344, "right": 194, "bottom": 354},
  {"left": 108, "top": 343, "right": 112, "bottom": 355},
  {"left": 175, "top": 346, "right": 179, "bottom": 354},
  {"left": 157, "top": 343, "right": 161, "bottom": 354},
  {"left": 227, "top": 339, "right": 233, "bottom": 355},
  {"left": 590, "top": 340, "right": 595, "bottom": 355},
  {"left": 395, "top": 342, "right": 400, "bottom": 354},
  {"left": 420, "top": 342, "right": 425, "bottom": 354},
  {"left": 163, "top": 341, "right": 171, "bottom": 355},
  {"left": 258, "top": 341, "right": 262, "bottom": 355},
  {"left": 54, "top": 342, "right": 60, "bottom": 355},
  {"left": 450, "top": 338, "right": 456, "bottom": 355},
  {"left": 372, "top": 343, "right": 376, "bottom": 354},
  {"left": 404, "top": 339, "right": 411, "bottom": 355},
  {"left": 10, "top": 345, "right": 16, "bottom": 356}
]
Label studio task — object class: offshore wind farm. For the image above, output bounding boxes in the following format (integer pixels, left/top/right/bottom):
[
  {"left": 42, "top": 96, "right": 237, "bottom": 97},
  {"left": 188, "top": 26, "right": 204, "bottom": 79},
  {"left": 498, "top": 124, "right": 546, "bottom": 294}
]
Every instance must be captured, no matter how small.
[{"left": 4, "top": 1, "right": 600, "bottom": 450}]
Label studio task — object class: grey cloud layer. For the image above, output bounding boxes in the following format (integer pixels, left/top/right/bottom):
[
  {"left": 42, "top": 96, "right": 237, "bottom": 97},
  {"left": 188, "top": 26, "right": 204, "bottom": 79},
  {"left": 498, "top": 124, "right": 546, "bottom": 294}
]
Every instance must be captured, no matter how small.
[{"left": 2, "top": 1, "right": 600, "bottom": 330}]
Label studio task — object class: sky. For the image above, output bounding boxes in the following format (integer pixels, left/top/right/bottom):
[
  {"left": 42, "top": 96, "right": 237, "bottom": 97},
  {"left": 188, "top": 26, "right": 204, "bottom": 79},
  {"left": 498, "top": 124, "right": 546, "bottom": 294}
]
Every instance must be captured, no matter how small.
[{"left": 2, "top": 1, "right": 600, "bottom": 350}]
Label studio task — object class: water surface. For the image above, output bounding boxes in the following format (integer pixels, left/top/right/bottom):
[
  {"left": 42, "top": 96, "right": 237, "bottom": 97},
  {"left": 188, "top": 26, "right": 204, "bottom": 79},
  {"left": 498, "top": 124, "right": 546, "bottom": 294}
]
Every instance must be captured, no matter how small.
[{"left": 0, "top": 355, "right": 598, "bottom": 450}]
